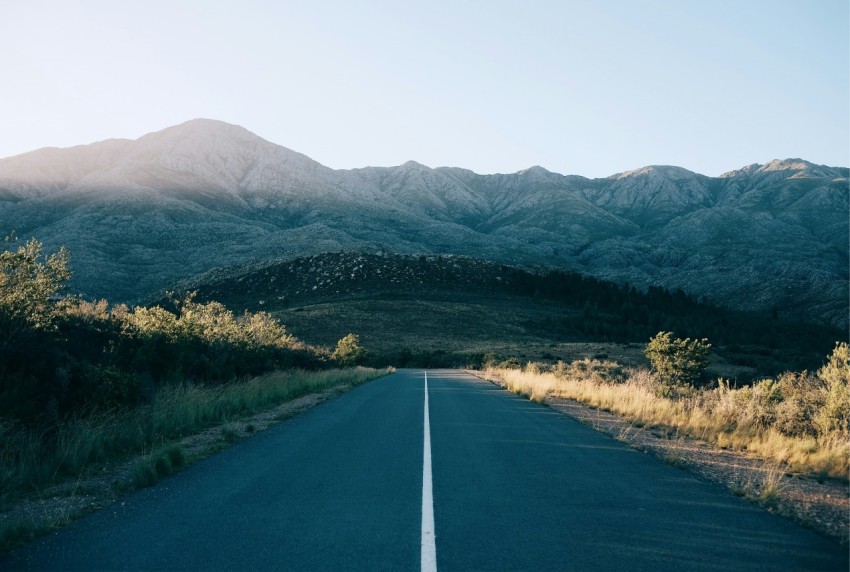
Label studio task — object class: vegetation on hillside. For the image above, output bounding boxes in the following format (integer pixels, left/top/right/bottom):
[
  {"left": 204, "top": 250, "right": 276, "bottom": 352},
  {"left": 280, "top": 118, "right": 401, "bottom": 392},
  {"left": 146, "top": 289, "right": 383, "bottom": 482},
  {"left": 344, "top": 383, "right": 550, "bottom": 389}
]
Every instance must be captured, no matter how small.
[{"left": 185, "top": 252, "right": 842, "bottom": 374}]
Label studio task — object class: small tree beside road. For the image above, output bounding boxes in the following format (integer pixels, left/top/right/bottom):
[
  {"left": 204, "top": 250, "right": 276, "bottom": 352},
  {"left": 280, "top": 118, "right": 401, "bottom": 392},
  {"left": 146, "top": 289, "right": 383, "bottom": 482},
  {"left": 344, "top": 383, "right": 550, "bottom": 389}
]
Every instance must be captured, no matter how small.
[
  {"left": 332, "top": 333, "right": 367, "bottom": 366},
  {"left": 645, "top": 331, "right": 711, "bottom": 395}
]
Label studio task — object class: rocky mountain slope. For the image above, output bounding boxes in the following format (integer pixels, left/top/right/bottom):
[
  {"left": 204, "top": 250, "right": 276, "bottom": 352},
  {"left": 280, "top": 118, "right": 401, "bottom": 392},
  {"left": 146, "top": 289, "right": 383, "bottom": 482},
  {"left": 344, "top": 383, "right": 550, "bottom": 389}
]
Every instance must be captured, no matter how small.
[{"left": 0, "top": 119, "right": 846, "bottom": 327}]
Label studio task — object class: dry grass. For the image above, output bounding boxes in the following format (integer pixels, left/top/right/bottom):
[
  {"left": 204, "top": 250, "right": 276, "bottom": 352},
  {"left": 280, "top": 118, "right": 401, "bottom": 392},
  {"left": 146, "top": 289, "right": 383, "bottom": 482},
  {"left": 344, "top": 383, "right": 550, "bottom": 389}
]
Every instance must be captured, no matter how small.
[{"left": 484, "top": 363, "right": 849, "bottom": 480}]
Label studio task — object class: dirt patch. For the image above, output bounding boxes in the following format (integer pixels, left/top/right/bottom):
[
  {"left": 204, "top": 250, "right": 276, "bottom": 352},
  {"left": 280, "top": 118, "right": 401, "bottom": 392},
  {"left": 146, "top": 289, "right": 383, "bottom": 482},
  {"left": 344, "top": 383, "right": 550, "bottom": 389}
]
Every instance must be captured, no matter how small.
[{"left": 477, "top": 372, "right": 849, "bottom": 544}]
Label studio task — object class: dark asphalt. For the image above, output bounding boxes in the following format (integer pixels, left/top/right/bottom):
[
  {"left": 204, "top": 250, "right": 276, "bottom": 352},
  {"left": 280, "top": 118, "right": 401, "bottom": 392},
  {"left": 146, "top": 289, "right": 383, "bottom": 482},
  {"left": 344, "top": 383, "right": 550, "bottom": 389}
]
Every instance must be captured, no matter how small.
[{"left": 2, "top": 369, "right": 847, "bottom": 571}]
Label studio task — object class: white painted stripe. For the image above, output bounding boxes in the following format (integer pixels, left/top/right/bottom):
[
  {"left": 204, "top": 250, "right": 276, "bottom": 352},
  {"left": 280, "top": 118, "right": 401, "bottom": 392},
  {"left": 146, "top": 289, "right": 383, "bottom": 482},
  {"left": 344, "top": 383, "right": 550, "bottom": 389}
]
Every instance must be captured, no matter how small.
[{"left": 421, "top": 371, "right": 437, "bottom": 572}]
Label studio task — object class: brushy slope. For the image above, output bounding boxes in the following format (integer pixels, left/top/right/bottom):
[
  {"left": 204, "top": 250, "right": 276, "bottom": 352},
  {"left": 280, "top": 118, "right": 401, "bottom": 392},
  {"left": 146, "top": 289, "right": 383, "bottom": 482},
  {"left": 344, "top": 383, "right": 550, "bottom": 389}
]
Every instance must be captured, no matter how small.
[{"left": 178, "top": 252, "right": 842, "bottom": 374}]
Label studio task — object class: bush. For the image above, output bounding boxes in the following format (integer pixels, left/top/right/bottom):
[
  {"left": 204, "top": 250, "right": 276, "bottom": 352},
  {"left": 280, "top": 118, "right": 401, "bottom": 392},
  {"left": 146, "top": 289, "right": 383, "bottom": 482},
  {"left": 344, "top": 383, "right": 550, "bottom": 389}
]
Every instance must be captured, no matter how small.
[
  {"left": 0, "top": 237, "right": 71, "bottom": 341},
  {"left": 554, "top": 358, "right": 625, "bottom": 385},
  {"left": 645, "top": 331, "right": 711, "bottom": 393},
  {"left": 524, "top": 362, "right": 542, "bottom": 375},
  {"left": 739, "top": 379, "right": 782, "bottom": 430},
  {"left": 774, "top": 370, "right": 822, "bottom": 437},
  {"left": 498, "top": 357, "right": 522, "bottom": 369},
  {"left": 332, "top": 333, "right": 367, "bottom": 366},
  {"left": 70, "top": 365, "right": 147, "bottom": 411},
  {"left": 814, "top": 342, "right": 850, "bottom": 437}
]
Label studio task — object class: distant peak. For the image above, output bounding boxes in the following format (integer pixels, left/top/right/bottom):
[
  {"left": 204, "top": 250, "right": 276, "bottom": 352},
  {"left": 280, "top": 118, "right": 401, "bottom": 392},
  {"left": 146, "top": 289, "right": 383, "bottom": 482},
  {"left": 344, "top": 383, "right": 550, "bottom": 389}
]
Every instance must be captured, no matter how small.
[
  {"left": 179, "top": 117, "right": 236, "bottom": 127},
  {"left": 131, "top": 118, "right": 278, "bottom": 155},
  {"left": 158, "top": 118, "right": 254, "bottom": 138},
  {"left": 759, "top": 158, "right": 816, "bottom": 172},
  {"left": 720, "top": 159, "right": 837, "bottom": 179},
  {"left": 611, "top": 165, "right": 697, "bottom": 180},
  {"left": 516, "top": 165, "right": 551, "bottom": 175}
]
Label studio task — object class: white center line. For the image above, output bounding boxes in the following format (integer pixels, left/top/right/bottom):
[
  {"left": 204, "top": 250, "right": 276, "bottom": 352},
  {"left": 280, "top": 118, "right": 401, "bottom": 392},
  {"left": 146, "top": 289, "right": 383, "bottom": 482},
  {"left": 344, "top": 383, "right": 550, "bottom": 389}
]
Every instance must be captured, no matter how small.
[{"left": 421, "top": 371, "right": 437, "bottom": 572}]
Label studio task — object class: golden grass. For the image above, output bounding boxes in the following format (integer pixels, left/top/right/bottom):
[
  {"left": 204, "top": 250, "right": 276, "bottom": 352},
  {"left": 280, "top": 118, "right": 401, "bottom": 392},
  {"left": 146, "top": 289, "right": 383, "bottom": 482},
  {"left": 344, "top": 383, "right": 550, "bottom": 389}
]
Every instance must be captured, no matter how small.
[{"left": 485, "top": 365, "right": 849, "bottom": 480}]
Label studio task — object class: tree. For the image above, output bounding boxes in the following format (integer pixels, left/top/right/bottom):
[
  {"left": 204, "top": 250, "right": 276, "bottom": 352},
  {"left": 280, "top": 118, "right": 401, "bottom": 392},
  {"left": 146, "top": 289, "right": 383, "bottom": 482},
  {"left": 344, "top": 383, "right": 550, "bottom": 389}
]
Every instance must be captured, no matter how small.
[
  {"left": 0, "top": 237, "right": 71, "bottom": 347},
  {"left": 645, "top": 331, "right": 711, "bottom": 389},
  {"left": 332, "top": 333, "right": 367, "bottom": 366}
]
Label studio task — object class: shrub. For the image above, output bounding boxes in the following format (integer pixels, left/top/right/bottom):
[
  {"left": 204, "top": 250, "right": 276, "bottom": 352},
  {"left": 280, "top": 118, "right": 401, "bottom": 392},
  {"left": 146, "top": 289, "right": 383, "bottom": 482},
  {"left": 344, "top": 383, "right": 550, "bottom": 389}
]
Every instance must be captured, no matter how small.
[
  {"left": 774, "top": 371, "right": 822, "bottom": 437},
  {"left": 645, "top": 331, "right": 711, "bottom": 393},
  {"left": 739, "top": 379, "right": 782, "bottom": 430},
  {"left": 813, "top": 342, "right": 850, "bottom": 437},
  {"left": 555, "top": 358, "right": 626, "bottom": 385},
  {"left": 164, "top": 444, "right": 186, "bottom": 468},
  {"left": 332, "top": 333, "right": 367, "bottom": 366},
  {"left": 132, "top": 461, "right": 158, "bottom": 488},
  {"left": 498, "top": 357, "right": 521, "bottom": 369},
  {"left": 0, "top": 237, "right": 71, "bottom": 341},
  {"left": 524, "top": 361, "right": 542, "bottom": 375},
  {"left": 239, "top": 311, "right": 298, "bottom": 348},
  {"left": 70, "top": 364, "right": 146, "bottom": 411}
]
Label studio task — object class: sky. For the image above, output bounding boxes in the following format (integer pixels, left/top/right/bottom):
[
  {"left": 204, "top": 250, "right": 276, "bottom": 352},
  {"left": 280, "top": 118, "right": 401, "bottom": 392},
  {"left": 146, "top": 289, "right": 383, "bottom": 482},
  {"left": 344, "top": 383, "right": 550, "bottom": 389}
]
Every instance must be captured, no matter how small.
[{"left": 1, "top": 0, "right": 848, "bottom": 178}]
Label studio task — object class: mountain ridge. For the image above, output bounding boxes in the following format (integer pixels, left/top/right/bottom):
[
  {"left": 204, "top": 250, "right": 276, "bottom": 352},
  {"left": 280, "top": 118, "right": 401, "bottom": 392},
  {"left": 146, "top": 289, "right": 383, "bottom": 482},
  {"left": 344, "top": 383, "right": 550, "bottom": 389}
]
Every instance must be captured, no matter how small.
[
  {"left": 0, "top": 119, "right": 846, "bottom": 328},
  {"left": 8, "top": 119, "right": 844, "bottom": 183}
]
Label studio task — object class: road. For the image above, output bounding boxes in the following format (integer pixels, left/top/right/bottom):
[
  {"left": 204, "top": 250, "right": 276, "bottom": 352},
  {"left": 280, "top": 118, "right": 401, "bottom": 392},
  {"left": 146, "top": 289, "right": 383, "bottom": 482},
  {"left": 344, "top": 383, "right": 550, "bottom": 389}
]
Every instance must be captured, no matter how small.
[{"left": 2, "top": 369, "right": 846, "bottom": 571}]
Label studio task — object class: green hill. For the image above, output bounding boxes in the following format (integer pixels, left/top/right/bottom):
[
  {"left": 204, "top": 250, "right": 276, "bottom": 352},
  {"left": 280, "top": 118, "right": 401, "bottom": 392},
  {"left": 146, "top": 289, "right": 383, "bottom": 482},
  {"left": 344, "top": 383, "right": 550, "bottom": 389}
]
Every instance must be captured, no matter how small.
[{"left": 173, "top": 252, "right": 841, "bottom": 376}]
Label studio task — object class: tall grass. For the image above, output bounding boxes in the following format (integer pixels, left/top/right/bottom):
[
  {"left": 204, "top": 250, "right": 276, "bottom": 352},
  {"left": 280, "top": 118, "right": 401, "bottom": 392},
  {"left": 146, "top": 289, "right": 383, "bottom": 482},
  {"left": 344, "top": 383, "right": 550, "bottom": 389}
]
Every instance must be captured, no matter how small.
[
  {"left": 484, "top": 360, "right": 849, "bottom": 480},
  {"left": 0, "top": 368, "right": 385, "bottom": 499}
]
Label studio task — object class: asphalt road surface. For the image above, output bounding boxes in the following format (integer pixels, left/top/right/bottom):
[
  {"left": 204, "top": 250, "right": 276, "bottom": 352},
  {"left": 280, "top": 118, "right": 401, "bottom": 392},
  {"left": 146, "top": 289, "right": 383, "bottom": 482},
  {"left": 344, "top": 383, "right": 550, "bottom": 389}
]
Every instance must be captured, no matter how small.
[{"left": 3, "top": 369, "right": 847, "bottom": 571}]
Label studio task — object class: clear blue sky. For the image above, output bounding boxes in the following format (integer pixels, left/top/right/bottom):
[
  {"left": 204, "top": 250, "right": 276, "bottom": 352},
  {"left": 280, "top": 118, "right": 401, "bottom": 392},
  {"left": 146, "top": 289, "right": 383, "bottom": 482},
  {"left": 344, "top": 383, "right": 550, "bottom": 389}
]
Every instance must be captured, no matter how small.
[{"left": 2, "top": 0, "right": 847, "bottom": 177}]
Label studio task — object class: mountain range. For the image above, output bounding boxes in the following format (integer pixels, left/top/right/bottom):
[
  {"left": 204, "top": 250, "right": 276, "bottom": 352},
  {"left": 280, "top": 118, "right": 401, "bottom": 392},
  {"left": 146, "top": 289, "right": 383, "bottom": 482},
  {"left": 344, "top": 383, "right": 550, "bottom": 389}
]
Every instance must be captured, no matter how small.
[{"left": 0, "top": 118, "right": 846, "bottom": 328}]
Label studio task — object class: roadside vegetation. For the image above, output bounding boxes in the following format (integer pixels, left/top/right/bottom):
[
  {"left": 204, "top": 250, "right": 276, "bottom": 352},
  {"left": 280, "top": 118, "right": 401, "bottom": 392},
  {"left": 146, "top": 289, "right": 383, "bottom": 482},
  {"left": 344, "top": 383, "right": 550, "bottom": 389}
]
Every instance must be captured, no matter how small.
[
  {"left": 0, "top": 238, "right": 380, "bottom": 505},
  {"left": 482, "top": 334, "right": 849, "bottom": 481},
  {"left": 0, "top": 367, "right": 382, "bottom": 498}
]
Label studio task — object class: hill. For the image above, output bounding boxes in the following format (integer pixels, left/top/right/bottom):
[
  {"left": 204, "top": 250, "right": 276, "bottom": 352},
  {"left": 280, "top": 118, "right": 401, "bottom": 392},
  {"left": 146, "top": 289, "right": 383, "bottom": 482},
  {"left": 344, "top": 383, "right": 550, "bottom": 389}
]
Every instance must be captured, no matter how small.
[{"left": 172, "top": 252, "right": 842, "bottom": 375}]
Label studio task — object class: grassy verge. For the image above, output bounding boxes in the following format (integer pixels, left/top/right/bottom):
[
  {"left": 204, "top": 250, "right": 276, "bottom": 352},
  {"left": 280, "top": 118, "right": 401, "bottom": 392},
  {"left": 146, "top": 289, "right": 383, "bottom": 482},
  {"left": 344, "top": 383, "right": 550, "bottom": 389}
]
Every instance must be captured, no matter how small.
[
  {"left": 483, "top": 364, "right": 849, "bottom": 481},
  {"left": 0, "top": 367, "right": 387, "bottom": 552}
]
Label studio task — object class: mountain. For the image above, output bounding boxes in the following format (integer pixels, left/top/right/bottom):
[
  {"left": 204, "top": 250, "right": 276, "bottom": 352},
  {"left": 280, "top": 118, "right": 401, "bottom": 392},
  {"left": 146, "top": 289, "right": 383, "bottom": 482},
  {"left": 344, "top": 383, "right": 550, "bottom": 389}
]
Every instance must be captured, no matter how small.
[{"left": 0, "top": 119, "right": 846, "bottom": 328}]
